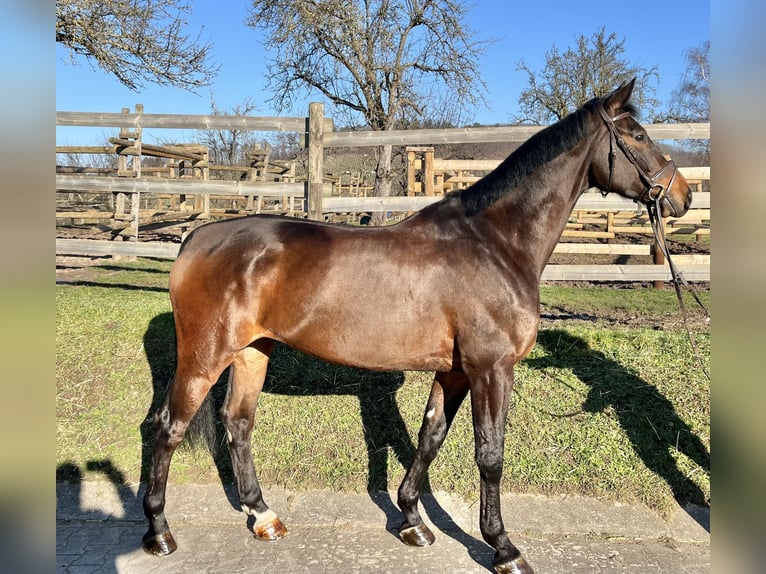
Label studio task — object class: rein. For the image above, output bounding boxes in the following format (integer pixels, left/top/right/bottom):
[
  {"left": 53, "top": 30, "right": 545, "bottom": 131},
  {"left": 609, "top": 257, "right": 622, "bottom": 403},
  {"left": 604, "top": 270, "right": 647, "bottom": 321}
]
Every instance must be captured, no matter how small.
[
  {"left": 647, "top": 196, "right": 710, "bottom": 379},
  {"left": 598, "top": 104, "right": 711, "bottom": 380}
]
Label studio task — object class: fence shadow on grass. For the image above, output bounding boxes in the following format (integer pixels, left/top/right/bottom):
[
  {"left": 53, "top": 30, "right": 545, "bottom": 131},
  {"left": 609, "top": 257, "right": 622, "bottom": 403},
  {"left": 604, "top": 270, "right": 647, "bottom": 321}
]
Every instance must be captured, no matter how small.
[
  {"left": 527, "top": 328, "right": 710, "bottom": 531},
  {"left": 140, "top": 312, "right": 494, "bottom": 569}
]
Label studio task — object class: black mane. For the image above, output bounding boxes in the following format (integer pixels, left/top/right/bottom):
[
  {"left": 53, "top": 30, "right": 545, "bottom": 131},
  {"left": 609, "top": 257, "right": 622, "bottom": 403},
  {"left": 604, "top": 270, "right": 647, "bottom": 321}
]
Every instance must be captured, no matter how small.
[{"left": 456, "top": 97, "right": 607, "bottom": 215}]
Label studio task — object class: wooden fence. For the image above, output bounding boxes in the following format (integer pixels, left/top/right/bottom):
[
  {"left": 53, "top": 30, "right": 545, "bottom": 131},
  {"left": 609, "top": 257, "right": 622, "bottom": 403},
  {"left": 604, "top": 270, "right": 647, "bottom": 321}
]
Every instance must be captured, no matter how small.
[{"left": 56, "top": 104, "right": 710, "bottom": 282}]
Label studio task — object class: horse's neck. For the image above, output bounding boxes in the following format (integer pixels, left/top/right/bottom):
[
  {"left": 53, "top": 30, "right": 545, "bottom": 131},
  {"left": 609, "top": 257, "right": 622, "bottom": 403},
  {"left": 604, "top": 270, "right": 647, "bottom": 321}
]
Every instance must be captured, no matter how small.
[{"left": 478, "top": 142, "right": 593, "bottom": 279}]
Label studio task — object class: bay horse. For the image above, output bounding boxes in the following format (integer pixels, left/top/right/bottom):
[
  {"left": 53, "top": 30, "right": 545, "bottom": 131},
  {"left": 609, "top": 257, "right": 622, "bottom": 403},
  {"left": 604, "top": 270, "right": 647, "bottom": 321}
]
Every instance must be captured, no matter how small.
[{"left": 142, "top": 80, "right": 691, "bottom": 573}]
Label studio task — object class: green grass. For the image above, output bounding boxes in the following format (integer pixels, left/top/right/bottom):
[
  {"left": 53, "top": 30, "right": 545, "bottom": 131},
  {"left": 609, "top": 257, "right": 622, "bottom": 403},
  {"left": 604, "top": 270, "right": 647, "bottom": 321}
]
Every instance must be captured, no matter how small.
[{"left": 56, "top": 259, "right": 709, "bottom": 514}]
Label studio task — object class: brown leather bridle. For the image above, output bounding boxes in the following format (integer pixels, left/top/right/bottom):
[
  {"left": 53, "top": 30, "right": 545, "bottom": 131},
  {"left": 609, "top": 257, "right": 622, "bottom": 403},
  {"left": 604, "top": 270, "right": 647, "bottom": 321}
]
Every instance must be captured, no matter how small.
[{"left": 597, "top": 103, "right": 679, "bottom": 210}]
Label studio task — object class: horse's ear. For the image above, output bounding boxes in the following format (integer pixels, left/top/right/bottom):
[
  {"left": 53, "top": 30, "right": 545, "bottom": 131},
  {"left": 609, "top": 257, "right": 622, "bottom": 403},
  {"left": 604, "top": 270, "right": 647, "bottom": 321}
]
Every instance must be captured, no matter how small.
[{"left": 604, "top": 78, "right": 636, "bottom": 114}]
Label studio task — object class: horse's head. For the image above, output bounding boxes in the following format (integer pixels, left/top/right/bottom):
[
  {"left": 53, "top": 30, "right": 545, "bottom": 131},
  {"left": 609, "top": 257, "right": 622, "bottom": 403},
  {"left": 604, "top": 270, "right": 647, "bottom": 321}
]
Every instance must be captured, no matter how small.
[{"left": 590, "top": 79, "right": 692, "bottom": 218}]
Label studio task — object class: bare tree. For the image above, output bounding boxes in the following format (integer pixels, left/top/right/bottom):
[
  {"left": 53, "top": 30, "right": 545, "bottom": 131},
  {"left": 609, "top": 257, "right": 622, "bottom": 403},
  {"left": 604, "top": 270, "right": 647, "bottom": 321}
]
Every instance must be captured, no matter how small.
[
  {"left": 516, "top": 27, "right": 659, "bottom": 124},
  {"left": 197, "top": 97, "right": 261, "bottom": 169},
  {"left": 245, "top": 0, "right": 490, "bottom": 205},
  {"left": 56, "top": 0, "right": 218, "bottom": 91},
  {"left": 194, "top": 97, "right": 305, "bottom": 181},
  {"left": 666, "top": 41, "right": 710, "bottom": 122},
  {"left": 662, "top": 40, "right": 710, "bottom": 160}
]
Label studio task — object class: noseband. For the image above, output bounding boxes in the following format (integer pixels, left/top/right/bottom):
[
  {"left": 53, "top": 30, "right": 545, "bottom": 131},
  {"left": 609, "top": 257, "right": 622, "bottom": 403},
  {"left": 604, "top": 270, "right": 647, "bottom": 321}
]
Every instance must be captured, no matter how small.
[{"left": 597, "top": 104, "right": 679, "bottom": 207}]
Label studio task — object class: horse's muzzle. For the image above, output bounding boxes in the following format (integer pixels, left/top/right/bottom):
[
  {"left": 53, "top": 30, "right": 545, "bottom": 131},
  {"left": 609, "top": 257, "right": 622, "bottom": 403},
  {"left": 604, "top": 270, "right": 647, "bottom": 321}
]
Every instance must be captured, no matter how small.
[{"left": 662, "top": 184, "right": 692, "bottom": 218}]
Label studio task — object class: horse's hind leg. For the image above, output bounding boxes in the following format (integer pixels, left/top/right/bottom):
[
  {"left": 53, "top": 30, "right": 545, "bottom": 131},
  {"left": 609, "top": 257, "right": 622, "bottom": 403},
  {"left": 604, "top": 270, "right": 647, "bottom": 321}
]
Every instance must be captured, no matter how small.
[
  {"left": 221, "top": 341, "right": 287, "bottom": 540},
  {"left": 142, "top": 362, "right": 224, "bottom": 555},
  {"left": 398, "top": 371, "right": 469, "bottom": 546}
]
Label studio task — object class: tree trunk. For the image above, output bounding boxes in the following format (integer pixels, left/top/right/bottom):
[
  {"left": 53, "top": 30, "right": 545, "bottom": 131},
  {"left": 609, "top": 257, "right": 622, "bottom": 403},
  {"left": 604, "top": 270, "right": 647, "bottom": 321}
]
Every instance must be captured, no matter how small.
[{"left": 371, "top": 144, "right": 393, "bottom": 226}]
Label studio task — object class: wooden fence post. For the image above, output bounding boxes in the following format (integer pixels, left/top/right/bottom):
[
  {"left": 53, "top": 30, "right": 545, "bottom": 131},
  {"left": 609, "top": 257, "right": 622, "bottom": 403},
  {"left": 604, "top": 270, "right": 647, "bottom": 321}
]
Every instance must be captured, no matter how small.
[
  {"left": 424, "top": 148, "right": 434, "bottom": 196},
  {"left": 307, "top": 102, "right": 324, "bottom": 221}
]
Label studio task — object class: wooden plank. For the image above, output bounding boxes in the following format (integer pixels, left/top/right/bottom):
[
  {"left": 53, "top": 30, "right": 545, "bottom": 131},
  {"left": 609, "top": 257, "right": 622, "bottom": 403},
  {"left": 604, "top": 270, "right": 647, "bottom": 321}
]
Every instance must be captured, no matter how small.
[
  {"left": 672, "top": 254, "right": 710, "bottom": 265},
  {"left": 109, "top": 138, "right": 205, "bottom": 161},
  {"left": 55, "top": 238, "right": 709, "bottom": 282},
  {"left": 426, "top": 161, "right": 710, "bottom": 180},
  {"left": 553, "top": 243, "right": 651, "bottom": 255},
  {"left": 307, "top": 103, "right": 324, "bottom": 220},
  {"left": 560, "top": 230, "right": 615, "bottom": 239},
  {"left": 57, "top": 109, "right": 706, "bottom": 146},
  {"left": 323, "top": 123, "right": 709, "bottom": 148},
  {"left": 325, "top": 125, "right": 543, "bottom": 147},
  {"left": 56, "top": 111, "right": 331, "bottom": 132},
  {"left": 424, "top": 149, "right": 434, "bottom": 196},
  {"left": 679, "top": 166, "right": 710, "bottom": 180},
  {"left": 55, "top": 181, "right": 710, "bottom": 215},
  {"left": 647, "top": 124, "right": 710, "bottom": 139},
  {"left": 670, "top": 209, "right": 711, "bottom": 223},
  {"left": 443, "top": 176, "right": 481, "bottom": 185},
  {"left": 56, "top": 210, "right": 113, "bottom": 219},
  {"left": 57, "top": 146, "right": 114, "bottom": 154},
  {"left": 541, "top": 264, "right": 709, "bottom": 281},
  {"left": 56, "top": 239, "right": 180, "bottom": 259},
  {"left": 610, "top": 226, "right": 661, "bottom": 234},
  {"left": 54, "top": 178, "right": 711, "bottom": 223},
  {"left": 323, "top": 196, "right": 438, "bottom": 212},
  {"left": 434, "top": 159, "right": 501, "bottom": 171},
  {"left": 319, "top": 192, "right": 712, "bottom": 214},
  {"left": 575, "top": 191, "right": 710, "bottom": 210},
  {"left": 570, "top": 217, "right": 614, "bottom": 225},
  {"left": 56, "top": 174, "right": 305, "bottom": 197}
]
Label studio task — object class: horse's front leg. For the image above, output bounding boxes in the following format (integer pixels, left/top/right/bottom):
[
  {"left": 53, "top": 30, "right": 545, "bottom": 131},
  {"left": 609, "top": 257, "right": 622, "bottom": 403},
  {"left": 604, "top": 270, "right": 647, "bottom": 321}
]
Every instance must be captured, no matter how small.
[
  {"left": 470, "top": 361, "right": 534, "bottom": 574},
  {"left": 398, "top": 371, "right": 469, "bottom": 546},
  {"left": 221, "top": 343, "right": 287, "bottom": 541}
]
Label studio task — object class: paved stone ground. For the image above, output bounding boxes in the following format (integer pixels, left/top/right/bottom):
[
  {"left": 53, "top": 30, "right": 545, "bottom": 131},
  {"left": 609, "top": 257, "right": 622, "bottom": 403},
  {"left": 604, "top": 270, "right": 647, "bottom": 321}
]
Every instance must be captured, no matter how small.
[{"left": 57, "top": 482, "right": 709, "bottom": 573}]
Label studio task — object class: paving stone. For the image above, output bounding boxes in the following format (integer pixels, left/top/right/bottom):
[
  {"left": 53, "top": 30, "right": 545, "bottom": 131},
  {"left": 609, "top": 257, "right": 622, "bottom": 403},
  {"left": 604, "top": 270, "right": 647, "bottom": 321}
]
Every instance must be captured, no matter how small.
[{"left": 56, "top": 483, "right": 709, "bottom": 573}]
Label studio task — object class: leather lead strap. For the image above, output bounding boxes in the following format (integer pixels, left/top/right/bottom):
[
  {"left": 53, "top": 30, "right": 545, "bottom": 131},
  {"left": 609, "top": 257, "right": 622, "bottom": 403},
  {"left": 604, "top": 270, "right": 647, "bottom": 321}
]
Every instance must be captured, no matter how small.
[
  {"left": 647, "top": 196, "right": 710, "bottom": 381},
  {"left": 599, "top": 103, "right": 710, "bottom": 381}
]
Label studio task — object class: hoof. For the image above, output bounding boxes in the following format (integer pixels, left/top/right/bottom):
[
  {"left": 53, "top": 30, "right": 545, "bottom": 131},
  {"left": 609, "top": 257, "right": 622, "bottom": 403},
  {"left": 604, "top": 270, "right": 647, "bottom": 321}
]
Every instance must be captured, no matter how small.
[
  {"left": 399, "top": 523, "right": 436, "bottom": 547},
  {"left": 252, "top": 517, "right": 288, "bottom": 541},
  {"left": 142, "top": 530, "right": 178, "bottom": 556},
  {"left": 494, "top": 555, "right": 534, "bottom": 574}
]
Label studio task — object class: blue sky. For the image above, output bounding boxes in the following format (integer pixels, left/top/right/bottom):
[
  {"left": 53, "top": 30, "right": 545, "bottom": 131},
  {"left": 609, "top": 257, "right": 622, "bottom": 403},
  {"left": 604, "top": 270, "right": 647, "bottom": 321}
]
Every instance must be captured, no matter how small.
[{"left": 56, "top": 0, "right": 709, "bottom": 145}]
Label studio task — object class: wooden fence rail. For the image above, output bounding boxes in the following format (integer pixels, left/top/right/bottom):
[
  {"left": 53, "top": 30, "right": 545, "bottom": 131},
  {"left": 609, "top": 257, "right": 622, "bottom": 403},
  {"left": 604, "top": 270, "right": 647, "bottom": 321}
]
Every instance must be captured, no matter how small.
[
  {"left": 56, "top": 105, "right": 710, "bottom": 282},
  {"left": 321, "top": 122, "right": 709, "bottom": 147},
  {"left": 56, "top": 174, "right": 306, "bottom": 197},
  {"left": 54, "top": 172, "right": 710, "bottom": 213},
  {"left": 54, "top": 237, "right": 708, "bottom": 282},
  {"left": 56, "top": 110, "right": 333, "bottom": 132}
]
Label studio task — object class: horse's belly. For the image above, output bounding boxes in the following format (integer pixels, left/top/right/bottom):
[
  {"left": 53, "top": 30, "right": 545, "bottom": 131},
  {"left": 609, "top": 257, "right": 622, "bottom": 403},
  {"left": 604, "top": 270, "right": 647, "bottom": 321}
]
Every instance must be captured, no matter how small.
[{"left": 272, "top": 308, "right": 455, "bottom": 372}]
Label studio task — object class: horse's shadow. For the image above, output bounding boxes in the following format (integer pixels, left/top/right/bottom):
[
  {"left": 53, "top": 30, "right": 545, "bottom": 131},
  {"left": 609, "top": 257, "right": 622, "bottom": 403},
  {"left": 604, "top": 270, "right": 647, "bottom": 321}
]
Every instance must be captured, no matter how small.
[
  {"left": 57, "top": 460, "right": 145, "bottom": 574},
  {"left": 141, "top": 312, "right": 495, "bottom": 568},
  {"left": 526, "top": 328, "right": 710, "bottom": 530}
]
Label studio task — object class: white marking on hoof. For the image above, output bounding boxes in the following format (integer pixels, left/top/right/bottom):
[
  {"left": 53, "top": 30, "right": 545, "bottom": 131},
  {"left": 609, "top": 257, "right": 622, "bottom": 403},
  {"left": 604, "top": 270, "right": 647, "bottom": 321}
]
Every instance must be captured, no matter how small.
[
  {"left": 426, "top": 407, "right": 435, "bottom": 419},
  {"left": 255, "top": 509, "right": 278, "bottom": 526},
  {"left": 241, "top": 504, "right": 278, "bottom": 525}
]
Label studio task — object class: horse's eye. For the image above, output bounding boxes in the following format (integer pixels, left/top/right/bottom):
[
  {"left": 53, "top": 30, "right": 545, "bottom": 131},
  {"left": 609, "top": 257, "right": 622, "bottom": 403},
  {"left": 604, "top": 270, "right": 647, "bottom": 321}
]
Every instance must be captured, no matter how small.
[{"left": 635, "top": 134, "right": 645, "bottom": 142}]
